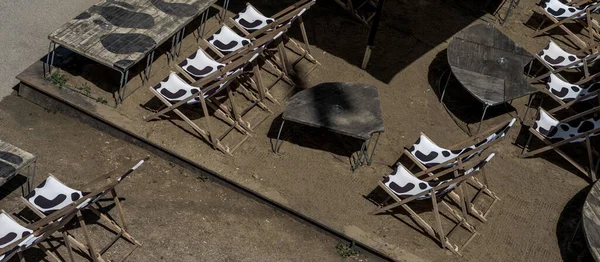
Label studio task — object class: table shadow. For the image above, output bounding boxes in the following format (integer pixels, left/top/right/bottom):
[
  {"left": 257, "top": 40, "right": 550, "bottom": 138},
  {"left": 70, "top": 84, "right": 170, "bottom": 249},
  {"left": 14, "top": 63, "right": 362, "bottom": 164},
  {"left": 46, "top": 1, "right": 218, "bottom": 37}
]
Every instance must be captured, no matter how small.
[{"left": 556, "top": 184, "right": 594, "bottom": 261}]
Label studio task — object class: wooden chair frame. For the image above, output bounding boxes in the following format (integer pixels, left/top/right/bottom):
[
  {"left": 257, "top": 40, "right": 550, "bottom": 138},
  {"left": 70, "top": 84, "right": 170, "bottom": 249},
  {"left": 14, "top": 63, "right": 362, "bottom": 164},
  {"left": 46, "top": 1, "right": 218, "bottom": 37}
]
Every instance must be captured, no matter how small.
[
  {"left": 372, "top": 153, "right": 494, "bottom": 255},
  {"left": 18, "top": 158, "right": 147, "bottom": 262},
  {"left": 530, "top": 41, "right": 600, "bottom": 84},
  {"left": 397, "top": 119, "right": 512, "bottom": 222},
  {"left": 520, "top": 105, "right": 600, "bottom": 181},
  {"left": 534, "top": 1, "right": 600, "bottom": 50},
  {"left": 226, "top": 1, "right": 318, "bottom": 104},
  {"left": 2, "top": 173, "right": 126, "bottom": 262},
  {"left": 145, "top": 49, "right": 265, "bottom": 155}
]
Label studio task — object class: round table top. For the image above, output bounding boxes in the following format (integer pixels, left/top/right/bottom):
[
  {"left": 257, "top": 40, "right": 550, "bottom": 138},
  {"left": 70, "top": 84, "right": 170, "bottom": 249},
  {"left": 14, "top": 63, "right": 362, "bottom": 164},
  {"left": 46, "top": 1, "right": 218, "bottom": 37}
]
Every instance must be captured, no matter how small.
[{"left": 583, "top": 180, "right": 600, "bottom": 261}]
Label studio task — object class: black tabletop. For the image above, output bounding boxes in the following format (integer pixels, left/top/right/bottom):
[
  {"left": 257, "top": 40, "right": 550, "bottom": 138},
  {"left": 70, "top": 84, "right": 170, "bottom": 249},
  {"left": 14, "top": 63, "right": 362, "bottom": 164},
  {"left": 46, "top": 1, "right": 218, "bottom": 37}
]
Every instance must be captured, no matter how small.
[
  {"left": 283, "top": 82, "right": 385, "bottom": 140},
  {"left": 447, "top": 23, "right": 536, "bottom": 106}
]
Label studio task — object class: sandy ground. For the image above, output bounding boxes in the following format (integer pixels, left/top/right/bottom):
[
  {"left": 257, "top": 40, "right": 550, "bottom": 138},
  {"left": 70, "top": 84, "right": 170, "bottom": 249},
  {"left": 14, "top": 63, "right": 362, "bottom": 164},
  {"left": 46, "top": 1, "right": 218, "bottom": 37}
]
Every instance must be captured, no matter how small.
[
  {"left": 0, "top": 96, "right": 376, "bottom": 261},
  {"left": 8, "top": 0, "right": 600, "bottom": 261},
  {"left": 0, "top": 0, "right": 98, "bottom": 100}
]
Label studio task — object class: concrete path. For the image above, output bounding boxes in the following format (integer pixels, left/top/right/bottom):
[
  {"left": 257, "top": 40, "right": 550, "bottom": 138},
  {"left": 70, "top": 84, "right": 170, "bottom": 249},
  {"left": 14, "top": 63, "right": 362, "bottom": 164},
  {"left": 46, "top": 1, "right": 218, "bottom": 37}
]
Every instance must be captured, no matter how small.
[{"left": 0, "top": 0, "right": 97, "bottom": 100}]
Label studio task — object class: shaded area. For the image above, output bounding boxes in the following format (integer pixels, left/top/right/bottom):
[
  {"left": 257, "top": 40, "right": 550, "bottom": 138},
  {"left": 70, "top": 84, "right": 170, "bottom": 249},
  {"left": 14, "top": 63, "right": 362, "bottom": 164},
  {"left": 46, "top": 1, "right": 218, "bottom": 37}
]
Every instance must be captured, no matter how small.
[
  {"left": 556, "top": 185, "right": 594, "bottom": 261},
  {"left": 228, "top": 0, "right": 505, "bottom": 83}
]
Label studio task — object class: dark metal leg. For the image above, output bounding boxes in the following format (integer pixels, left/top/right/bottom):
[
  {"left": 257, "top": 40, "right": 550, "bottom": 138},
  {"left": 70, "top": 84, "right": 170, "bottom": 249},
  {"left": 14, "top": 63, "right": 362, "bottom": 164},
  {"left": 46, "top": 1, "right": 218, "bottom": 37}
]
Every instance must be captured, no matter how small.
[
  {"left": 44, "top": 41, "right": 56, "bottom": 78},
  {"left": 274, "top": 120, "right": 286, "bottom": 154},
  {"left": 352, "top": 140, "right": 368, "bottom": 172},
  {"left": 474, "top": 104, "right": 489, "bottom": 135},
  {"left": 143, "top": 50, "right": 155, "bottom": 83},
  {"left": 522, "top": 93, "right": 536, "bottom": 125},
  {"left": 117, "top": 70, "right": 129, "bottom": 104}
]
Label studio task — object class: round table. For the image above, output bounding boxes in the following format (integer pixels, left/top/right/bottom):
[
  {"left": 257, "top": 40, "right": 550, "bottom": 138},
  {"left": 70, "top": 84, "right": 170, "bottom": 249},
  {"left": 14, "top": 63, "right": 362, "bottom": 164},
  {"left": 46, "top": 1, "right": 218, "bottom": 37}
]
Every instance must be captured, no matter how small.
[{"left": 583, "top": 180, "right": 600, "bottom": 261}]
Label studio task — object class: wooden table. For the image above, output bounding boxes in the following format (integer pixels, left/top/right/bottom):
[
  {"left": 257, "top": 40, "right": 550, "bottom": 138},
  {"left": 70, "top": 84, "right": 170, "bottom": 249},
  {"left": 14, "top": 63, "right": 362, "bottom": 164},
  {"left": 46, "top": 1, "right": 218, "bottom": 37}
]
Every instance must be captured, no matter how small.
[
  {"left": 584, "top": 179, "right": 600, "bottom": 261},
  {"left": 46, "top": 0, "right": 218, "bottom": 104},
  {"left": 274, "top": 82, "right": 385, "bottom": 171},
  {"left": 445, "top": 23, "right": 536, "bottom": 133},
  {"left": 0, "top": 139, "right": 37, "bottom": 195}
]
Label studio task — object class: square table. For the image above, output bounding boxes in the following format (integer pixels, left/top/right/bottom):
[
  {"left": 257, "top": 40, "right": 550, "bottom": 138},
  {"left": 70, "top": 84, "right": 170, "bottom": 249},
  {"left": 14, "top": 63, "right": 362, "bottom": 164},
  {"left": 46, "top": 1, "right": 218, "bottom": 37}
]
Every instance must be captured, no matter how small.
[
  {"left": 444, "top": 23, "right": 537, "bottom": 134},
  {"left": 46, "top": 0, "right": 218, "bottom": 105},
  {"left": 0, "top": 139, "right": 37, "bottom": 195},
  {"left": 274, "top": 82, "right": 385, "bottom": 171}
]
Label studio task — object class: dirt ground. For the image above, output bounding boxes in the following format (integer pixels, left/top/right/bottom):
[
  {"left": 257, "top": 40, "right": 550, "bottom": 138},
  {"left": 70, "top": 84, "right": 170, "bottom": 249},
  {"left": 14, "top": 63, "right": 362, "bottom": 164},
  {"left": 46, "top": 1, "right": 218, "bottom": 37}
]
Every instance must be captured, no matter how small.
[
  {"left": 0, "top": 96, "right": 377, "bottom": 261},
  {"left": 9, "top": 0, "right": 600, "bottom": 261}
]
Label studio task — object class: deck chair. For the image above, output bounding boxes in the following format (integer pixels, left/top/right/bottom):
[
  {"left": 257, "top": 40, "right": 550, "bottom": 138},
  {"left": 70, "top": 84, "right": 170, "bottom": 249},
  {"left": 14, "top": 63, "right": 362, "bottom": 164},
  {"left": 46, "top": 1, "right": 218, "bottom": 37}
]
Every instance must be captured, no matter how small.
[
  {"left": 231, "top": 0, "right": 320, "bottom": 77},
  {"left": 145, "top": 50, "right": 259, "bottom": 155},
  {"left": 531, "top": 40, "right": 600, "bottom": 83},
  {"left": 372, "top": 153, "right": 496, "bottom": 255},
  {"left": 227, "top": 1, "right": 317, "bottom": 104},
  {"left": 399, "top": 119, "right": 515, "bottom": 221},
  {"left": 199, "top": 22, "right": 295, "bottom": 116},
  {"left": 1, "top": 175, "right": 123, "bottom": 262},
  {"left": 20, "top": 158, "right": 147, "bottom": 262},
  {"left": 521, "top": 106, "right": 600, "bottom": 181},
  {"left": 177, "top": 25, "right": 292, "bottom": 132},
  {"left": 542, "top": 73, "right": 600, "bottom": 104},
  {"left": 174, "top": 47, "right": 271, "bottom": 133},
  {"left": 534, "top": 0, "right": 600, "bottom": 49}
]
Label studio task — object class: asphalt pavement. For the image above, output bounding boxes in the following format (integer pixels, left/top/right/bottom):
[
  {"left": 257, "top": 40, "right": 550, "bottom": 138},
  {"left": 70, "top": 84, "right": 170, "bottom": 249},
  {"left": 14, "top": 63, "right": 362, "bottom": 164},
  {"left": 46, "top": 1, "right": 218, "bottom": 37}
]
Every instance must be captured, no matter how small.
[{"left": 0, "top": 0, "right": 97, "bottom": 100}]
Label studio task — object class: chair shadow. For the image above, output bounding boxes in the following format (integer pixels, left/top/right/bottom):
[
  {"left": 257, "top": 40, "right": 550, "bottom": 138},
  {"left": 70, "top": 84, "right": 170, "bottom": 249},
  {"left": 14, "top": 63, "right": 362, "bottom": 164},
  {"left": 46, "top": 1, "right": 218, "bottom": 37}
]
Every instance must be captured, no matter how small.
[
  {"left": 513, "top": 123, "right": 597, "bottom": 183},
  {"left": 228, "top": 0, "right": 502, "bottom": 84},
  {"left": 556, "top": 184, "right": 594, "bottom": 261}
]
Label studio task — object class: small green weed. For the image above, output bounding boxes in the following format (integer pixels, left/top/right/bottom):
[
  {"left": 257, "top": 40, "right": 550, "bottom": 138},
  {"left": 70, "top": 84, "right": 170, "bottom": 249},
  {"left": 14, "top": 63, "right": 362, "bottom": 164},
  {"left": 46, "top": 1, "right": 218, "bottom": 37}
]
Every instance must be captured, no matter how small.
[
  {"left": 75, "top": 82, "right": 92, "bottom": 96},
  {"left": 95, "top": 97, "right": 108, "bottom": 104},
  {"left": 335, "top": 242, "right": 361, "bottom": 259},
  {"left": 48, "top": 71, "right": 68, "bottom": 88}
]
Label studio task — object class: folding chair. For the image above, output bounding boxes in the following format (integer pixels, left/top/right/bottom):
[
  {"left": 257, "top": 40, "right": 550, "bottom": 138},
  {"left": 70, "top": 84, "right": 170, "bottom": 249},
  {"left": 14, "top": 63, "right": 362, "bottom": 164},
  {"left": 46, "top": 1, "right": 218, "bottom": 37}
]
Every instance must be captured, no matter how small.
[
  {"left": 176, "top": 33, "right": 284, "bottom": 133},
  {"left": 372, "top": 153, "right": 496, "bottom": 255},
  {"left": 398, "top": 119, "right": 515, "bottom": 221},
  {"left": 531, "top": 40, "right": 600, "bottom": 83},
  {"left": 534, "top": 0, "right": 600, "bottom": 49},
  {"left": 145, "top": 51, "right": 259, "bottom": 155},
  {"left": 20, "top": 158, "right": 147, "bottom": 262},
  {"left": 521, "top": 106, "right": 600, "bottom": 181},
  {"left": 1, "top": 174, "right": 123, "bottom": 262},
  {"left": 231, "top": 0, "right": 320, "bottom": 77},
  {"left": 542, "top": 73, "right": 600, "bottom": 104}
]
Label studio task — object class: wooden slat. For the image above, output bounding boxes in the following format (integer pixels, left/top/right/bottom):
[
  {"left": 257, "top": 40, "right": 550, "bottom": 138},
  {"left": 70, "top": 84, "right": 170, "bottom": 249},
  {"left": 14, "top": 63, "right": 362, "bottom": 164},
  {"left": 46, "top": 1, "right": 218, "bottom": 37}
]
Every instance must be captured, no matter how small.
[{"left": 49, "top": 0, "right": 217, "bottom": 71}]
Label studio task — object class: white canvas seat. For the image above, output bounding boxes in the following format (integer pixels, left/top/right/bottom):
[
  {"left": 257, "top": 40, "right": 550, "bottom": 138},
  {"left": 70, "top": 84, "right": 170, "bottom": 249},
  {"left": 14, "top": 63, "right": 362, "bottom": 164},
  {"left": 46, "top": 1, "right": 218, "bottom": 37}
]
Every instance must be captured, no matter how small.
[
  {"left": 545, "top": 73, "right": 600, "bottom": 102},
  {"left": 399, "top": 119, "right": 514, "bottom": 222},
  {"left": 538, "top": 41, "right": 586, "bottom": 68},
  {"left": 0, "top": 211, "right": 33, "bottom": 261},
  {"left": 233, "top": 4, "right": 274, "bottom": 31},
  {"left": 522, "top": 106, "right": 600, "bottom": 181},
  {"left": 533, "top": 108, "right": 600, "bottom": 142},
  {"left": 25, "top": 176, "right": 89, "bottom": 215},
  {"left": 154, "top": 72, "right": 229, "bottom": 104},
  {"left": 179, "top": 49, "right": 226, "bottom": 79},
  {"left": 407, "top": 118, "right": 515, "bottom": 168},
  {"left": 535, "top": 0, "right": 600, "bottom": 50},
  {"left": 207, "top": 25, "right": 251, "bottom": 53}
]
